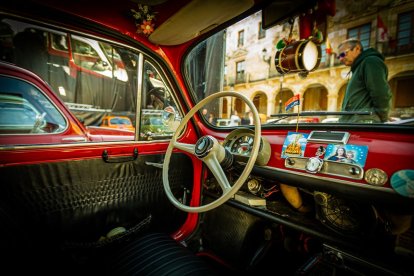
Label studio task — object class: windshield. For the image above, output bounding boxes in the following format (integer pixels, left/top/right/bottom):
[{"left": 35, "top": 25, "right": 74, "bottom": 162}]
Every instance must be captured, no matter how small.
[{"left": 184, "top": 4, "right": 414, "bottom": 127}]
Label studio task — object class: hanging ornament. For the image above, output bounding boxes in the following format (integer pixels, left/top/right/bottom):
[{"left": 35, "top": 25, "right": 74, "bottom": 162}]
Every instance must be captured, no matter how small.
[
  {"left": 131, "top": 4, "right": 157, "bottom": 36},
  {"left": 310, "top": 21, "right": 323, "bottom": 45},
  {"left": 276, "top": 19, "right": 296, "bottom": 50}
]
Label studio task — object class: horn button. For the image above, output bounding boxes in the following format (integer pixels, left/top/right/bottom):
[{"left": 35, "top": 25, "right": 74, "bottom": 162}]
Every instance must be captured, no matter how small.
[{"left": 195, "top": 136, "right": 213, "bottom": 158}]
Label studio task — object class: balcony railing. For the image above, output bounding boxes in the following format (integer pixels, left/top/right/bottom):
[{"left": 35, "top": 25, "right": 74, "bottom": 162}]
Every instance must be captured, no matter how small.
[
  {"left": 235, "top": 73, "right": 246, "bottom": 84},
  {"left": 383, "top": 43, "right": 414, "bottom": 57}
]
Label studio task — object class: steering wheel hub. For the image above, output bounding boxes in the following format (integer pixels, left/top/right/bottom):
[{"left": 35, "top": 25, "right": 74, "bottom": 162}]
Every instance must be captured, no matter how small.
[{"left": 195, "top": 136, "right": 213, "bottom": 158}]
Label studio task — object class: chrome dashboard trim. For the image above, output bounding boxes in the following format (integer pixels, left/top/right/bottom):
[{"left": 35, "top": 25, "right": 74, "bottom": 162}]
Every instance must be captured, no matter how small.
[
  {"left": 261, "top": 166, "right": 395, "bottom": 194},
  {"left": 285, "top": 157, "right": 364, "bottom": 180},
  {"left": 307, "top": 131, "right": 350, "bottom": 144}
]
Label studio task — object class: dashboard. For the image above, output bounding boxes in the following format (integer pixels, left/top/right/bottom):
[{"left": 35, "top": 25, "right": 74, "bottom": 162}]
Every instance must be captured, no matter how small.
[
  {"left": 219, "top": 127, "right": 414, "bottom": 207},
  {"left": 218, "top": 128, "right": 414, "bottom": 207}
]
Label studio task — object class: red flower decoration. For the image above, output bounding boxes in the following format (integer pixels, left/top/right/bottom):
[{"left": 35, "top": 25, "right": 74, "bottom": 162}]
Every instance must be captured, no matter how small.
[
  {"left": 140, "top": 20, "right": 154, "bottom": 35},
  {"left": 131, "top": 4, "right": 157, "bottom": 37}
]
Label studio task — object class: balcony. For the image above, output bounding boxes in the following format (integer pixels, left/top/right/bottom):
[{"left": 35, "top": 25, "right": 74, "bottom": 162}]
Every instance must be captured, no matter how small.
[{"left": 235, "top": 73, "right": 246, "bottom": 84}]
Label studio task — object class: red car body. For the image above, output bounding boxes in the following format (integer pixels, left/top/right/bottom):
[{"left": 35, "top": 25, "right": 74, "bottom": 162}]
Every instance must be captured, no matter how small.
[
  {"left": 0, "top": 62, "right": 135, "bottom": 145},
  {"left": 0, "top": 62, "right": 90, "bottom": 145},
  {"left": 0, "top": 1, "right": 413, "bottom": 275}
]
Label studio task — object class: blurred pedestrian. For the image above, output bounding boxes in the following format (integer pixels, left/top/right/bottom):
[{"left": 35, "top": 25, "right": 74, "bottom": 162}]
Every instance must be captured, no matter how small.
[
  {"left": 208, "top": 113, "right": 216, "bottom": 125},
  {"left": 229, "top": 110, "right": 241, "bottom": 126},
  {"left": 241, "top": 111, "right": 253, "bottom": 125}
]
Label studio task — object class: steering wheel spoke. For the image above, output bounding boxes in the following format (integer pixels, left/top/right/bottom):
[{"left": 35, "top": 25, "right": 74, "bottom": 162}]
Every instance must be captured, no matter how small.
[
  {"left": 204, "top": 155, "right": 232, "bottom": 192},
  {"left": 174, "top": 141, "right": 195, "bottom": 154}
]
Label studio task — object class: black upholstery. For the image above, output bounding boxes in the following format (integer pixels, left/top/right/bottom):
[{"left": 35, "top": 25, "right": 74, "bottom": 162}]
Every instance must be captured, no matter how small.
[
  {"left": 8, "top": 232, "right": 218, "bottom": 275},
  {"left": 105, "top": 232, "right": 216, "bottom": 276},
  {"left": 0, "top": 154, "right": 192, "bottom": 246}
]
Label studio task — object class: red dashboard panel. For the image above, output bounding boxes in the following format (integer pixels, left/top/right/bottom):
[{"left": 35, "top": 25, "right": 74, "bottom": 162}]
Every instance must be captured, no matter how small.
[{"left": 205, "top": 126, "right": 414, "bottom": 193}]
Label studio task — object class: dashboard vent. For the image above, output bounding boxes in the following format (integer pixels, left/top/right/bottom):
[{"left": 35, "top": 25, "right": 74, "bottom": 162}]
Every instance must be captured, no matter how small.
[{"left": 308, "top": 131, "right": 350, "bottom": 144}]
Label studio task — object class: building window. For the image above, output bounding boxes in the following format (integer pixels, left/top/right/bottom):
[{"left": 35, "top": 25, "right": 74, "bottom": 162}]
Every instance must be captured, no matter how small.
[
  {"left": 348, "top": 23, "right": 371, "bottom": 49},
  {"left": 258, "top": 22, "right": 266, "bottom": 39},
  {"left": 397, "top": 11, "right": 414, "bottom": 51},
  {"left": 320, "top": 43, "right": 327, "bottom": 67},
  {"left": 236, "top": 60, "right": 245, "bottom": 83},
  {"left": 238, "top": 30, "right": 244, "bottom": 47}
]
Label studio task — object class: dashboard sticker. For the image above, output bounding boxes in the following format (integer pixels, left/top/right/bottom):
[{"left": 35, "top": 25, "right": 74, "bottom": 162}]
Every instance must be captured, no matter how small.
[
  {"left": 281, "top": 132, "right": 309, "bottom": 158},
  {"left": 391, "top": 170, "right": 414, "bottom": 198},
  {"left": 324, "top": 144, "right": 368, "bottom": 167}
]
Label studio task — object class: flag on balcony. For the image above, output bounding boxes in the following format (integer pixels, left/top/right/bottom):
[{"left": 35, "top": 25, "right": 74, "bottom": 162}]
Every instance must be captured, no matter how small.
[
  {"left": 377, "top": 15, "right": 389, "bottom": 42},
  {"left": 325, "top": 37, "right": 332, "bottom": 54},
  {"left": 285, "top": 94, "right": 300, "bottom": 111}
]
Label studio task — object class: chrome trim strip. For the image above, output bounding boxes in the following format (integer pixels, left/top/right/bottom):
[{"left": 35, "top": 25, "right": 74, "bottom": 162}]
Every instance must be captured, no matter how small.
[
  {"left": 285, "top": 157, "right": 364, "bottom": 180},
  {"left": 261, "top": 165, "right": 396, "bottom": 194},
  {"left": 0, "top": 139, "right": 169, "bottom": 151},
  {"left": 136, "top": 53, "right": 144, "bottom": 139}
]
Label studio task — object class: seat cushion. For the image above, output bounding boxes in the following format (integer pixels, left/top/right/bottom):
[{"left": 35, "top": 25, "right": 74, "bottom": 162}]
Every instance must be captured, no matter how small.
[{"left": 106, "top": 232, "right": 216, "bottom": 276}]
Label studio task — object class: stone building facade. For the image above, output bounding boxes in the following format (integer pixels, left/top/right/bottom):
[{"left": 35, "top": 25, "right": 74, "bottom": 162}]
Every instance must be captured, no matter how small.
[{"left": 223, "top": 0, "right": 414, "bottom": 121}]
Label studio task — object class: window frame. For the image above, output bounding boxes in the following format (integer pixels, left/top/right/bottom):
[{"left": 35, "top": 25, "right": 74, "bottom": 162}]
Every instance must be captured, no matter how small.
[
  {"left": 236, "top": 60, "right": 246, "bottom": 83},
  {"left": 237, "top": 30, "right": 245, "bottom": 47},
  {"left": 347, "top": 23, "right": 371, "bottom": 49},
  {"left": 397, "top": 11, "right": 414, "bottom": 52},
  {"left": 258, "top": 21, "right": 266, "bottom": 39}
]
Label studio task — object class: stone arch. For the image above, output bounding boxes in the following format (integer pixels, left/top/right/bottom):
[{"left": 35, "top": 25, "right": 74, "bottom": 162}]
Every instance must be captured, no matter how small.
[
  {"left": 389, "top": 70, "right": 414, "bottom": 118},
  {"left": 251, "top": 91, "right": 268, "bottom": 115},
  {"left": 302, "top": 84, "right": 328, "bottom": 111},
  {"left": 275, "top": 88, "right": 294, "bottom": 113},
  {"left": 234, "top": 97, "right": 244, "bottom": 114}
]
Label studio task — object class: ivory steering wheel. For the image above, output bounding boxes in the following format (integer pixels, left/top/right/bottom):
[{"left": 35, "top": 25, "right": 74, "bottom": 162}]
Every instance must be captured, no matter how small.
[{"left": 162, "top": 91, "right": 261, "bottom": 213}]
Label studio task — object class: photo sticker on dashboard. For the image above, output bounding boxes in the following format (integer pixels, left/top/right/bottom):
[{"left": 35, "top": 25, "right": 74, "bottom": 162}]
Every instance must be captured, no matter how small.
[
  {"left": 281, "top": 132, "right": 309, "bottom": 158},
  {"left": 324, "top": 144, "right": 368, "bottom": 167}
]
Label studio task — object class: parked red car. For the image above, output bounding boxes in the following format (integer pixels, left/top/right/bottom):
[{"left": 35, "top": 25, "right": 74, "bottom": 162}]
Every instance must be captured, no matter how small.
[
  {"left": 0, "top": 1, "right": 413, "bottom": 275},
  {"left": 0, "top": 62, "right": 134, "bottom": 145}
]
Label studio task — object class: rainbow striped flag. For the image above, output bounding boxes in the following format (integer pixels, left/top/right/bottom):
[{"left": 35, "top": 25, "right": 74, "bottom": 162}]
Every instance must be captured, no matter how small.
[{"left": 285, "top": 94, "right": 300, "bottom": 111}]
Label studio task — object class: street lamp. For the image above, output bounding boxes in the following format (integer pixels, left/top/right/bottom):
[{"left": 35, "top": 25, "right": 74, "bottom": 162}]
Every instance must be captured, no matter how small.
[
  {"left": 262, "top": 48, "right": 271, "bottom": 64},
  {"left": 278, "top": 75, "right": 284, "bottom": 113}
]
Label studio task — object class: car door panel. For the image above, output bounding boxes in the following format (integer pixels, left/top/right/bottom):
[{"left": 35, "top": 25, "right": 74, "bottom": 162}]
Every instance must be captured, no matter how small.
[{"left": 0, "top": 147, "right": 193, "bottom": 246}]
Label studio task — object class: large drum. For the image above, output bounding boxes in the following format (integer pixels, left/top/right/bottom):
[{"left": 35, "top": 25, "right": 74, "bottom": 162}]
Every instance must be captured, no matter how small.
[{"left": 275, "top": 39, "right": 321, "bottom": 74}]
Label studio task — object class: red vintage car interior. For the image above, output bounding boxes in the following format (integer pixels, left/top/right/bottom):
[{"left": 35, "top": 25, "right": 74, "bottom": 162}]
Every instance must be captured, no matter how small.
[{"left": 0, "top": 0, "right": 413, "bottom": 275}]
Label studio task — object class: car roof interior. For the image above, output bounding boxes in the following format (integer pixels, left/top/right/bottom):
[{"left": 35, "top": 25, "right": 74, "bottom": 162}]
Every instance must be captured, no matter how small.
[
  {"left": 146, "top": 0, "right": 317, "bottom": 45},
  {"left": 15, "top": 0, "right": 315, "bottom": 46}
]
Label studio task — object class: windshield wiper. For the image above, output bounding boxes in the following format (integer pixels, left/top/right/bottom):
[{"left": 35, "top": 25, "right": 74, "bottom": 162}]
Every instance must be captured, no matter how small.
[
  {"left": 267, "top": 115, "right": 289, "bottom": 124},
  {"left": 265, "top": 111, "right": 373, "bottom": 125},
  {"left": 269, "top": 111, "right": 372, "bottom": 117}
]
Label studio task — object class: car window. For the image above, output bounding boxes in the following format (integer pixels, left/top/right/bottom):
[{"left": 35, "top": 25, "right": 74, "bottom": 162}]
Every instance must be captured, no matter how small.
[
  {"left": 185, "top": 10, "right": 414, "bottom": 127},
  {"left": 139, "top": 61, "right": 181, "bottom": 140},
  {"left": 110, "top": 117, "right": 131, "bottom": 125},
  {"left": 0, "top": 76, "right": 66, "bottom": 135},
  {"left": 0, "top": 17, "right": 182, "bottom": 144}
]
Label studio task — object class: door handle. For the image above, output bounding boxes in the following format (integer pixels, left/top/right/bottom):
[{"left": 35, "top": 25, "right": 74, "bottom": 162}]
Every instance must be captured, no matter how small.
[{"left": 102, "top": 148, "right": 138, "bottom": 163}]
